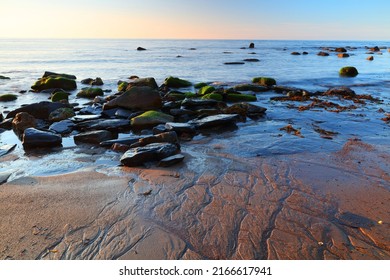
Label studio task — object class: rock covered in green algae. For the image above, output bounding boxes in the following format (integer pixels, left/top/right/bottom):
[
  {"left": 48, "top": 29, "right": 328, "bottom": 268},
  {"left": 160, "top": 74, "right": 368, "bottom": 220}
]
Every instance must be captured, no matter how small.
[
  {"left": 51, "top": 91, "right": 69, "bottom": 102},
  {"left": 31, "top": 72, "right": 77, "bottom": 92},
  {"left": 130, "top": 110, "right": 174, "bottom": 129},
  {"left": 0, "top": 94, "right": 17, "bottom": 102},
  {"left": 164, "top": 76, "right": 192, "bottom": 88},
  {"left": 252, "top": 77, "right": 276, "bottom": 87},
  {"left": 339, "top": 66, "right": 359, "bottom": 77},
  {"left": 48, "top": 108, "right": 75, "bottom": 122},
  {"left": 201, "top": 93, "right": 223, "bottom": 101},
  {"left": 198, "top": 85, "right": 215, "bottom": 95},
  {"left": 77, "top": 87, "right": 104, "bottom": 98},
  {"left": 226, "top": 93, "right": 257, "bottom": 102}
]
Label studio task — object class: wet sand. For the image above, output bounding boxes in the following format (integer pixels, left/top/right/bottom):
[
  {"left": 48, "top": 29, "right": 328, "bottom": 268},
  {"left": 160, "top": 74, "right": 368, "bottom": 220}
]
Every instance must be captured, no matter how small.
[{"left": 0, "top": 139, "right": 389, "bottom": 260}]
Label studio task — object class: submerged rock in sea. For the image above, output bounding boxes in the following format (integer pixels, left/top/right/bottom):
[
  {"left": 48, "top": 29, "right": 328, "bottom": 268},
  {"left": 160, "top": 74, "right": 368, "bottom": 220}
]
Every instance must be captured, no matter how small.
[
  {"left": 158, "top": 154, "right": 185, "bottom": 167},
  {"left": 291, "top": 52, "right": 301, "bottom": 55},
  {"left": 12, "top": 112, "right": 37, "bottom": 134},
  {"left": 189, "top": 114, "right": 240, "bottom": 129},
  {"left": 0, "top": 94, "right": 18, "bottom": 102},
  {"left": 74, "top": 130, "right": 114, "bottom": 145},
  {"left": 103, "top": 86, "right": 162, "bottom": 111},
  {"left": 224, "top": 62, "right": 245, "bottom": 65},
  {"left": 7, "top": 101, "right": 70, "bottom": 120},
  {"left": 324, "top": 87, "right": 356, "bottom": 98},
  {"left": 120, "top": 143, "right": 179, "bottom": 167},
  {"left": 164, "top": 76, "right": 192, "bottom": 88},
  {"left": 339, "top": 66, "right": 359, "bottom": 77},
  {"left": 22, "top": 128, "right": 62, "bottom": 148}
]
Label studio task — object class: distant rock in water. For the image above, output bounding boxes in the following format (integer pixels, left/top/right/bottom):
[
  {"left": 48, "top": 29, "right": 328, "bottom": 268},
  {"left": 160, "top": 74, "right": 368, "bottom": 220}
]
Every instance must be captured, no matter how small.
[
  {"left": 243, "top": 58, "right": 260, "bottom": 62},
  {"left": 335, "top": 47, "right": 347, "bottom": 53},
  {"left": 367, "top": 56, "right": 374, "bottom": 61},
  {"left": 249, "top": 42, "right": 255, "bottom": 49},
  {"left": 338, "top": 53, "right": 350, "bottom": 58},
  {"left": 0, "top": 75, "right": 11, "bottom": 80},
  {"left": 291, "top": 52, "right": 301, "bottom": 55},
  {"left": 224, "top": 62, "right": 245, "bottom": 65},
  {"left": 339, "top": 66, "right": 359, "bottom": 77},
  {"left": 137, "top": 47, "right": 147, "bottom": 51},
  {"left": 317, "top": 51, "right": 329, "bottom": 56},
  {"left": 81, "top": 77, "right": 104, "bottom": 86}
]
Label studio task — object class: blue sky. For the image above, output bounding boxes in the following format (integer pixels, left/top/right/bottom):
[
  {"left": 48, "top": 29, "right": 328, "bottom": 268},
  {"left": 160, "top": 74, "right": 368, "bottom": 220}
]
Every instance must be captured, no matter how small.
[{"left": 0, "top": 0, "right": 389, "bottom": 39}]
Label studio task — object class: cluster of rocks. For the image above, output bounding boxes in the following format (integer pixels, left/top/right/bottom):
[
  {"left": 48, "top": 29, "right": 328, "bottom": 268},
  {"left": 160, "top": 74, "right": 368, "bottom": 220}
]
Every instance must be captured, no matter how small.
[{"left": 0, "top": 72, "right": 268, "bottom": 168}]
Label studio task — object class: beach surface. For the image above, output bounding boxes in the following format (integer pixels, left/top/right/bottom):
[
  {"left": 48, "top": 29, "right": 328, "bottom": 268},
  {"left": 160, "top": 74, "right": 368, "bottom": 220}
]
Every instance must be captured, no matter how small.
[{"left": 1, "top": 139, "right": 388, "bottom": 260}]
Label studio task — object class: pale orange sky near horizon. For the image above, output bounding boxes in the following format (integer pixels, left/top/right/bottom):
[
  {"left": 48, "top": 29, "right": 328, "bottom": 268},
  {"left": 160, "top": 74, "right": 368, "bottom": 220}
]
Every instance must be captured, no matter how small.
[{"left": 1, "top": 0, "right": 389, "bottom": 40}]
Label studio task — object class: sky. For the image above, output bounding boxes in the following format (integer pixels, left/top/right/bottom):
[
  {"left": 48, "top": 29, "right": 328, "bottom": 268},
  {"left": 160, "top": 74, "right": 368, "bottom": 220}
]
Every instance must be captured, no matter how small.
[{"left": 0, "top": 0, "right": 389, "bottom": 40}]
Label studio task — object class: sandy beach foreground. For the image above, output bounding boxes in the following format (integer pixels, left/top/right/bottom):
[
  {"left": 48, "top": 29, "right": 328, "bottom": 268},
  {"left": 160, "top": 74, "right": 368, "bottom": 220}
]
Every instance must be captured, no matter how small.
[{"left": 0, "top": 139, "right": 388, "bottom": 260}]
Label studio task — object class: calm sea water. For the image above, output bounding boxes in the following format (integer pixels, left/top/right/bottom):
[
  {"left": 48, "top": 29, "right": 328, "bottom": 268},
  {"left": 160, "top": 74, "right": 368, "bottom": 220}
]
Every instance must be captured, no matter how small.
[{"left": 0, "top": 39, "right": 389, "bottom": 176}]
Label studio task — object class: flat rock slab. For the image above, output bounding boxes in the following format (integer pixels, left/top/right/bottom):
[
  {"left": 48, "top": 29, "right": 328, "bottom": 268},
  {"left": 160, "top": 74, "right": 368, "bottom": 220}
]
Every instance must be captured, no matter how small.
[
  {"left": 189, "top": 114, "right": 240, "bottom": 129},
  {"left": 75, "top": 119, "right": 130, "bottom": 132},
  {"left": 158, "top": 154, "right": 185, "bottom": 167},
  {"left": 120, "top": 143, "right": 179, "bottom": 167},
  {"left": 100, "top": 136, "right": 143, "bottom": 147},
  {"left": 49, "top": 120, "right": 74, "bottom": 135},
  {"left": 0, "top": 144, "right": 16, "bottom": 157},
  {"left": 74, "top": 130, "right": 114, "bottom": 145},
  {"left": 165, "top": 122, "right": 196, "bottom": 134},
  {"left": 22, "top": 128, "right": 62, "bottom": 148}
]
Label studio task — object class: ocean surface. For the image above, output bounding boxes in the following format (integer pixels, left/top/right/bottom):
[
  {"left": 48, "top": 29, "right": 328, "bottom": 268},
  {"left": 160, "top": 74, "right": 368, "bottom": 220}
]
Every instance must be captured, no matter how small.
[{"left": 0, "top": 39, "right": 389, "bottom": 177}]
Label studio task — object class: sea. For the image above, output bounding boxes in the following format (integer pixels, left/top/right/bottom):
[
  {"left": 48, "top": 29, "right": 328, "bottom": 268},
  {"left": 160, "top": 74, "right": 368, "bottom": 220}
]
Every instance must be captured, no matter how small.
[{"left": 0, "top": 39, "right": 389, "bottom": 177}]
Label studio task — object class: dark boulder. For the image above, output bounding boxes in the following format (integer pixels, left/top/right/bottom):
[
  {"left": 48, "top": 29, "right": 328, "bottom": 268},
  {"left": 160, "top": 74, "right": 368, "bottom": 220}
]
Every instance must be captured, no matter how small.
[
  {"left": 103, "top": 86, "right": 162, "bottom": 111},
  {"left": 317, "top": 51, "right": 330, "bottom": 56},
  {"left": 75, "top": 119, "right": 130, "bottom": 132},
  {"left": 74, "top": 130, "right": 114, "bottom": 145},
  {"left": 22, "top": 128, "right": 62, "bottom": 148},
  {"left": 137, "top": 47, "right": 147, "bottom": 51},
  {"left": 49, "top": 120, "right": 74, "bottom": 135},
  {"left": 335, "top": 47, "right": 347, "bottom": 53},
  {"left": 249, "top": 42, "right": 255, "bottom": 49},
  {"left": 164, "top": 76, "right": 192, "bottom": 88},
  {"left": 7, "top": 101, "right": 70, "bottom": 120},
  {"left": 339, "top": 66, "right": 358, "bottom": 77}
]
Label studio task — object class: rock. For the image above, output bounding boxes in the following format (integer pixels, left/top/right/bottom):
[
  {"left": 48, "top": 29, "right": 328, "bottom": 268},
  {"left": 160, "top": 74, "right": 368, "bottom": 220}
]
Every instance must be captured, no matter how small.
[
  {"left": 243, "top": 58, "right": 260, "bottom": 62},
  {"left": 324, "top": 87, "right": 356, "bottom": 98},
  {"left": 317, "top": 51, "right": 329, "bottom": 56},
  {"left": 302, "top": 52, "right": 309, "bottom": 55},
  {"left": 12, "top": 112, "right": 36, "bottom": 133},
  {"left": 22, "top": 128, "right": 62, "bottom": 148},
  {"left": 118, "top": 81, "right": 129, "bottom": 92},
  {"left": 49, "top": 120, "right": 74, "bottom": 134},
  {"left": 367, "top": 56, "right": 374, "bottom": 61},
  {"left": 198, "top": 85, "right": 215, "bottom": 95},
  {"left": 0, "top": 144, "right": 16, "bottom": 157},
  {"left": 158, "top": 154, "right": 185, "bottom": 167},
  {"left": 335, "top": 47, "right": 347, "bottom": 53},
  {"left": 42, "top": 71, "right": 76, "bottom": 80},
  {"left": 103, "top": 86, "right": 162, "bottom": 111},
  {"left": 0, "top": 170, "right": 14, "bottom": 184},
  {"left": 71, "top": 114, "right": 101, "bottom": 122},
  {"left": 164, "top": 76, "right": 192, "bottom": 88},
  {"left": 201, "top": 93, "right": 223, "bottom": 101},
  {"left": 194, "top": 82, "right": 208, "bottom": 89},
  {"left": 337, "top": 53, "right": 350, "bottom": 58},
  {"left": 249, "top": 42, "right": 255, "bottom": 49},
  {"left": 111, "top": 143, "right": 130, "bottom": 152},
  {"left": 48, "top": 108, "right": 75, "bottom": 122},
  {"left": 7, "top": 101, "right": 70, "bottom": 120},
  {"left": 138, "top": 131, "right": 178, "bottom": 146},
  {"left": 137, "top": 47, "right": 147, "bottom": 51},
  {"left": 0, "top": 94, "right": 17, "bottom": 102},
  {"left": 233, "top": 84, "right": 268, "bottom": 92},
  {"left": 74, "top": 130, "right": 114, "bottom": 144},
  {"left": 51, "top": 91, "right": 69, "bottom": 102},
  {"left": 226, "top": 93, "right": 257, "bottom": 102},
  {"left": 114, "top": 108, "right": 136, "bottom": 119},
  {"left": 339, "top": 66, "right": 358, "bottom": 77},
  {"left": 223, "top": 102, "right": 267, "bottom": 119},
  {"left": 224, "top": 62, "right": 245, "bottom": 65},
  {"left": 291, "top": 52, "right": 301, "bottom": 55},
  {"left": 0, "top": 75, "right": 11, "bottom": 80},
  {"left": 100, "top": 136, "right": 142, "bottom": 147},
  {"left": 0, "top": 119, "right": 13, "bottom": 130},
  {"left": 126, "top": 77, "right": 158, "bottom": 90},
  {"left": 131, "top": 110, "right": 174, "bottom": 129},
  {"left": 78, "top": 104, "right": 103, "bottom": 116},
  {"left": 189, "top": 114, "right": 240, "bottom": 129},
  {"left": 165, "top": 122, "right": 196, "bottom": 134},
  {"left": 31, "top": 76, "right": 77, "bottom": 92},
  {"left": 120, "top": 143, "right": 179, "bottom": 167},
  {"left": 81, "top": 77, "right": 104, "bottom": 86},
  {"left": 181, "top": 98, "right": 225, "bottom": 110},
  {"left": 75, "top": 119, "right": 130, "bottom": 132},
  {"left": 369, "top": 46, "right": 380, "bottom": 52},
  {"left": 252, "top": 77, "right": 276, "bottom": 87},
  {"left": 77, "top": 87, "right": 104, "bottom": 98}
]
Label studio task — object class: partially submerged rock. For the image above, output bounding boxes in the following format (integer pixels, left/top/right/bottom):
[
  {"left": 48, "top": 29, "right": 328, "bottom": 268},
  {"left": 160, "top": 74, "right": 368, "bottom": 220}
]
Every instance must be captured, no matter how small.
[
  {"left": 31, "top": 73, "right": 77, "bottom": 92},
  {"left": 74, "top": 130, "right": 114, "bottom": 145},
  {"left": 51, "top": 91, "right": 69, "bottom": 102},
  {"left": 0, "top": 94, "right": 17, "bottom": 102},
  {"left": 0, "top": 75, "right": 11, "bottom": 80},
  {"left": 81, "top": 77, "right": 104, "bottom": 86},
  {"left": 164, "top": 76, "right": 192, "bottom": 88},
  {"left": 48, "top": 108, "right": 75, "bottom": 122},
  {"left": 103, "top": 86, "right": 162, "bottom": 111},
  {"left": 120, "top": 143, "right": 179, "bottom": 167},
  {"left": 339, "top": 66, "right": 359, "bottom": 77},
  {"left": 189, "top": 114, "right": 240, "bottom": 129},
  {"left": 252, "top": 77, "right": 276, "bottom": 87},
  {"left": 77, "top": 88, "right": 104, "bottom": 98},
  {"left": 324, "top": 87, "right": 356, "bottom": 98},
  {"left": 223, "top": 102, "right": 267, "bottom": 119},
  {"left": 131, "top": 110, "right": 174, "bottom": 129},
  {"left": 22, "top": 128, "right": 62, "bottom": 148}
]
